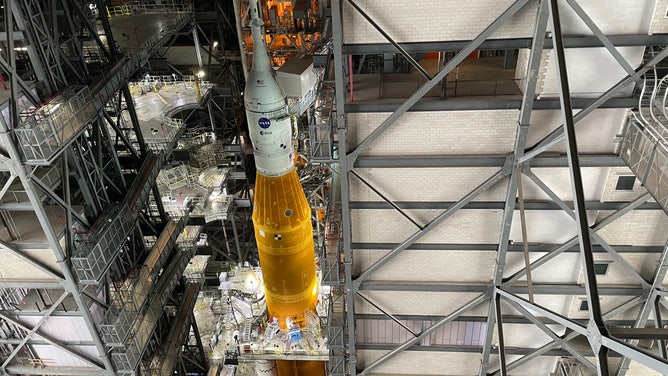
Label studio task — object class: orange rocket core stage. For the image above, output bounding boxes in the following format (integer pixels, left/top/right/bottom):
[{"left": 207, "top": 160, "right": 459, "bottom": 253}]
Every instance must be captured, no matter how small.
[{"left": 252, "top": 168, "right": 319, "bottom": 331}]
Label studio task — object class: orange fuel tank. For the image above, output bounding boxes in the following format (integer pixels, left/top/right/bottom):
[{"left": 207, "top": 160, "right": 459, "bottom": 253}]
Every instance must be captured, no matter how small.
[{"left": 252, "top": 169, "right": 319, "bottom": 330}]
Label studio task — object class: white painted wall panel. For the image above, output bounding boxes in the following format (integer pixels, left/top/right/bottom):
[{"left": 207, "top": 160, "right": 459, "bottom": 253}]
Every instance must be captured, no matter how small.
[
  {"left": 504, "top": 252, "right": 581, "bottom": 284},
  {"left": 31, "top": 345, "right": 98, "bottom": 368},
  {"left": 599, "top": 167, "right": 648, "bottom": 202},
  {"left": 521, "top": 168, "right": 609, "bottom": 202}
]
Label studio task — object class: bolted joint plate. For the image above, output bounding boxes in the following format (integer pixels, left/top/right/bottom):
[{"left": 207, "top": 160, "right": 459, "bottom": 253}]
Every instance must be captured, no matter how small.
[{"left": 587, "top": 321, "right": 603, "bottom": 354}]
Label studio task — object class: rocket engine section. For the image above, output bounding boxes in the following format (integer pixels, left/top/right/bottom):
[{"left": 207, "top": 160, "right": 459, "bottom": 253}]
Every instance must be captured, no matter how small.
[{"left": 243, "top": 1, "right": 324, "bottom": 375}]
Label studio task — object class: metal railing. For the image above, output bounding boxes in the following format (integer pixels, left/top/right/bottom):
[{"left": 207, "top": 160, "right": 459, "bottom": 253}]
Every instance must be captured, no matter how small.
[
  {"left": 373, "top": 75, "right": 521, "bottom": 99},
  {"left": 92, "top": 5, "right": 193, "bottom": 109},
  {"left": 99, "top": 216, "right": 190, "bottom": 345},
  {"left": 112, "top": 246, "right": 195, "bottom": 373},
  {"left": 71, "top": 204, "right": 134, "bottom": 282},
  {"left": 106, "top": 2, "right": 191, "bottom": 18},
  {"left": 327, "top": 288, "right": 347, "bottom": 376},
  {"left": 619, "top": 115, "right": 668, "bottom": 213},
  {"left": 15, "top": 87, "right": 96, "bottom": 164}
]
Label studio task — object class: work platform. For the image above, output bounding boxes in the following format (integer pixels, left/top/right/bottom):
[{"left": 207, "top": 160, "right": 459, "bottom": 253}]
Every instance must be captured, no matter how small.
[{"left": 0, "top": 2, "right": 206, "bottom": 374}]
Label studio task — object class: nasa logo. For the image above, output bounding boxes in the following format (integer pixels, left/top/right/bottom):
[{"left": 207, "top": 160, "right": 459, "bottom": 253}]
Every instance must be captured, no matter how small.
[{"left": 258, "top": 117, "right": 271, "bottom": 129}]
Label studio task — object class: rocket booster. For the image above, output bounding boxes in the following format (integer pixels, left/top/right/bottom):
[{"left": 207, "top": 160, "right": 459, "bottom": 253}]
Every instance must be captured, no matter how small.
[{"left": 244, "top": 0, "right": 320, "bottom": 349}]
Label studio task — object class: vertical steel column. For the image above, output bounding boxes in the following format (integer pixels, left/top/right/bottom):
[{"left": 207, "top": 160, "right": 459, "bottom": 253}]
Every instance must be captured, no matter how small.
[
  {"left": 616, "top": 238, "right": 668, "bottom": 376},
  {"left": 494, "top": 293, "right": 507, "bottom": 376},
  {"left": 548, "top": 0, "right": 608, "bottom": 373},
  {"left": 332, "top": 0, "right": 356, "bottom": 374},
  {"left": 0, "top": 1, "right": 115, "bottom": 373},
  {"left": 479, "top": 1, "right": 548, "bottom": 374},
  {"left": 654, "top": 296, "right": 667, "bottom": 359}
]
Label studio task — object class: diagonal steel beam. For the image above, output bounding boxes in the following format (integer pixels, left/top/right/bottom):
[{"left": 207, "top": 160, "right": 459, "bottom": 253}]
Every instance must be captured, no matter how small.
[
  {"left": 562, "top": 0, "right": 634, "bottom": 75},
  {"left": 0, "top": 238, "right": 63, "bottom": 279},
  {"left": 350, "top": 170, "right": 423, "bottom": 229},
  {"left": 0, "top": 174, "right": 16, "bottom": 203},
  {"left": 480, "top": 2, "right": 549, "bottom": 373},
  {"left": 353, "top": 165, "right": 510, "bottom": 288},
  {"left": 521, "top": 167, "right": 649, "bottom": 288},
  {"left": 520, "top": 46, "right": 668, "bottom": 163},
  {"left": 345, "top": 0, "right": 431, "bottom": 80},
  {"left": 495, "top": 297, "right": 643, "bottom": 375},
  {"left": 497, "top": 288, "right": 668, "bottom": 374},
  {"left": 30, "top": 175, "right": 90, "bottom": 228},
  {"left": 548, "top": 1, "right": 609, "bottom": 371},
  {"left": 504, "top": 298, "right": 596, "bottom": 372},
  {"left": 356, "top": 292, "right": 418, "bottom": 337},
  {"left": 0, "top": 311, "right": 103, "bottom": 369},
  {"left": 616, "top": 238, "right": 668, "bottom": 376},
  {"left": 357, "top": 293, "right": 489, "bottom": 376},
  {"left": 347, "top": 0, "right": 532, "bottom": 164},
  {"left": 1, "top": 291, "right": 69, "bottom": 370},
  {"left": 504, "top": 188, "right": 651, "bottom": 284}
]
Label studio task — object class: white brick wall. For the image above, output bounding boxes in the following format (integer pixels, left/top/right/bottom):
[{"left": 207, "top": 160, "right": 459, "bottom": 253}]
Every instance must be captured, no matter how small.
[
  {"left": 526, "top": 109, "right": 627, "bottom": 155},
  {"left": 552, "top": 0, "right": 654, "bottom": 35},
  {"left": 649, "top": 0, "right": 668, "bottom": 34},
  {"left": 509, "top": 210, "right": 582, "bottom": 244},
  {"left": 354, "top": 249, "right": 496, "bottom": 282},
  {"left": 351, "top": 209, "right": 503, "bottom": 244},
  {"left": 348, "top": 110, "right": 519, "bottom": 156},
  {"left": 504, "top": 252, "right": 582, "bottom": 284},
  {"left": 596, "top": 210, "right": 668, "bottom": 246},
  {"left": 341, "top": 0, "right": 653, "bottom": 44},
  {"left": 600, "top": 166, "right": 649, "bottom": 202},
  {"left": 357, "top": 351, "right": 482, "bottom": 375},
  {"left": 567, "top": 295, "right": 639, "bottom": 320},
  {"left": 355, "top": 291, "right": 486, "bottom": 316},
  {"left": 342, "top": 0, "right": 539, "bottom": 44},
  {"left": 359, "top": 342, "right": 557, "bottom": 375},
  {"left": 539, "top": 47, "right": 644, "bottom": 98},
  {"left": 349, "top": 167, "right": 509, "bottom": 202},
  {"left": 515, "top": 48, "right": 530, "bottom": 89},
  {"left": 521, "top": 167, "right": 609, "bottom": 201}
]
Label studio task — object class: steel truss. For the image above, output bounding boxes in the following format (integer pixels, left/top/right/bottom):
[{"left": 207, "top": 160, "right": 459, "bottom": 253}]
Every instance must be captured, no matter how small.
[
  {"left": 330, "top": 0, "right": 668, "bottom": 375},
  {"left": 0, "top": 0, "right": 200, "bottom": 374}
]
